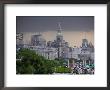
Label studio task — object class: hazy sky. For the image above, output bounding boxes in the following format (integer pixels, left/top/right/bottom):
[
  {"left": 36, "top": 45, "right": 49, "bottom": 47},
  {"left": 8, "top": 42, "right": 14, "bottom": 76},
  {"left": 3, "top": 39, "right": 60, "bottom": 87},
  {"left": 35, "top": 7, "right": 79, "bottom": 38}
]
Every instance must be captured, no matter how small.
[{"left": 16, "top": 16, "right": 94, "bottom": 47}]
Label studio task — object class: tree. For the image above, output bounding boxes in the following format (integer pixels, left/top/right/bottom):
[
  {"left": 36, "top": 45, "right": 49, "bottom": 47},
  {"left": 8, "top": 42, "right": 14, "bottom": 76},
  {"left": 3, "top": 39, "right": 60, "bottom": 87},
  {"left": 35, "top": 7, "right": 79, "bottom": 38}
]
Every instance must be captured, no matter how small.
[
  {"left": 16, "top": 48, "right": 55, "bottom": 74},
  {"left": 16, "top": 48, "right": 71, "bottom": 74}
]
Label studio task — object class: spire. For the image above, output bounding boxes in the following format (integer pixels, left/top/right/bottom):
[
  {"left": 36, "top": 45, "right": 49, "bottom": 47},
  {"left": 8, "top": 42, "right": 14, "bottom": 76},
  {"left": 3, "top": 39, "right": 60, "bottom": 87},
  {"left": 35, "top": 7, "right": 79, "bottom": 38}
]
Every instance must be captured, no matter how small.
[
  {"left": 58, "top": 22, "right": 62, "bottom": 31},
  {"left": 57, "top": 22, "right": 62, "bottom": 35}
]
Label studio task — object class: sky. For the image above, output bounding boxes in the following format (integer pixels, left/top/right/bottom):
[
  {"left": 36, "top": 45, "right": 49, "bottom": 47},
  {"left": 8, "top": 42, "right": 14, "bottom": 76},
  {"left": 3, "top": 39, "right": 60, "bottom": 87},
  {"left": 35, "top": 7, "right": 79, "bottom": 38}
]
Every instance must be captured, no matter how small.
[{"left": 16, "top": 16, "right": 94, "bottom": 47}]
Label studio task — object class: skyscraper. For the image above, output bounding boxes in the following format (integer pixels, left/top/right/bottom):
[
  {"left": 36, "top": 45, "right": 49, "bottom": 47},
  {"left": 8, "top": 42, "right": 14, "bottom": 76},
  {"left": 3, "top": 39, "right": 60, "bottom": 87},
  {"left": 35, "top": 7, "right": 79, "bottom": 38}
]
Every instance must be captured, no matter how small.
[{"left": 31, "top": 33, "right": 46, "bottom": 47}]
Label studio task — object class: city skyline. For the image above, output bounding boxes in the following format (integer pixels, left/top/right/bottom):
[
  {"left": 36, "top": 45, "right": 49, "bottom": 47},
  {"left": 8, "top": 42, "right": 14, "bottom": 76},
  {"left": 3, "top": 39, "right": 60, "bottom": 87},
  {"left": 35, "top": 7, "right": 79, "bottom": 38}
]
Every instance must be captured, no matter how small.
[
  {"left": 16, "top": 16, "right": 94, "bottom": 75},
  {"left": 16, "top": 16, "right": 94, "bottom": 47},
  {"left": 21, "top": 31, "right": 94, "bottom": 47}
]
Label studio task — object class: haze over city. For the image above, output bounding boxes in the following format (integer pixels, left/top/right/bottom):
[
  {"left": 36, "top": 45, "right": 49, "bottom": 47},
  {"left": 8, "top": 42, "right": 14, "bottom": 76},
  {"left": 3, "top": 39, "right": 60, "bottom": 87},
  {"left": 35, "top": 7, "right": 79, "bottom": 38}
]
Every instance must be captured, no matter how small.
[{"left": 16, "top": 16, "right": 94, "bottom": 47}]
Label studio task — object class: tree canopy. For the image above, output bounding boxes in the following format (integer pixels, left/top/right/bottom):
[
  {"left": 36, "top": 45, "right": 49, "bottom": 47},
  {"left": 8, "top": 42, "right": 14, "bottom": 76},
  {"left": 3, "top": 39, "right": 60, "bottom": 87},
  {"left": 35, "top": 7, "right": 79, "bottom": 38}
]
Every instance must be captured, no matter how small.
[{"left": 16, "top": 48, "right": 71, "bottom": 74}]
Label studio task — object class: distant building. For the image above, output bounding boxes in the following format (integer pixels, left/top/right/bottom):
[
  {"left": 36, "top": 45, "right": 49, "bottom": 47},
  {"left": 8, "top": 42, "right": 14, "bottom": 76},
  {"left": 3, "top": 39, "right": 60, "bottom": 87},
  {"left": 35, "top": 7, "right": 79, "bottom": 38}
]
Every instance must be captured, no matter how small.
[
  {"left": 50, "top": 23, "right": 69, "bottom": 59},
  {"left": 31, "top": 33, "right": 46, "bottom": 47},
  {"left": 16, "top": 23, "right": 94, "bottom": 68},
  {"left": 82, "top": 39, "right": 88, "bottom": 48}
]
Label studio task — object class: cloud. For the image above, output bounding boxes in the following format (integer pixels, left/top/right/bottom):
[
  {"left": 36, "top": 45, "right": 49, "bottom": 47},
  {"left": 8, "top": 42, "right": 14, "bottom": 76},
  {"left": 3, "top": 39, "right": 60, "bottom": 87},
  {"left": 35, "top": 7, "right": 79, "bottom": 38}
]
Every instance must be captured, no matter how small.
[{"left": 16, "top": 16, "right": 94, "bottom": 32}]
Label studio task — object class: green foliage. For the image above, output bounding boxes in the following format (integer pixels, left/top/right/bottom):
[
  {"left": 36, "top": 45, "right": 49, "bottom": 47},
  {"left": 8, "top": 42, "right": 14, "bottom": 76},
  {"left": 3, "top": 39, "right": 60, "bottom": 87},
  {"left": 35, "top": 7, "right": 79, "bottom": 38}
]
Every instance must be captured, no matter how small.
[
  {"left": 54, "top": 58, "right": 68, "bottom": 67},
  {"left": 16, "top": 48, "right": 70, "bottom": 74},
  {"left": 55, "top": 66, "right": 71, "bottom": 73}
]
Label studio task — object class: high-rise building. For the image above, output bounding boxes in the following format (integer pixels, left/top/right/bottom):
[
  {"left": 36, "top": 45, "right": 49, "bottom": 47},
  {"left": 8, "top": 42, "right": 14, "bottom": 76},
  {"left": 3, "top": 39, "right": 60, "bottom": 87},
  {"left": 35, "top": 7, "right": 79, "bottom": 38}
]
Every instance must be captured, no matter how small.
[{"left": 31, "top": 33, "right": 46, "bottom": 47}]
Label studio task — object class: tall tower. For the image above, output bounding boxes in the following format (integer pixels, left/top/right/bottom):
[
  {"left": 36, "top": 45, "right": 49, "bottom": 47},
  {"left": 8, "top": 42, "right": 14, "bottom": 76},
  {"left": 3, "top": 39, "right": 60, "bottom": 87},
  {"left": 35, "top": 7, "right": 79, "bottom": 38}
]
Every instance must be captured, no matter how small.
[
  {"left": 56, "top": 22, "right": 63, "bottom": 42},
  {"left": 57, "top": 22, "right": 62, "bottom": 35},
  {"left": 56, "top": 22, "right": 63, "bottom": 59}
]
